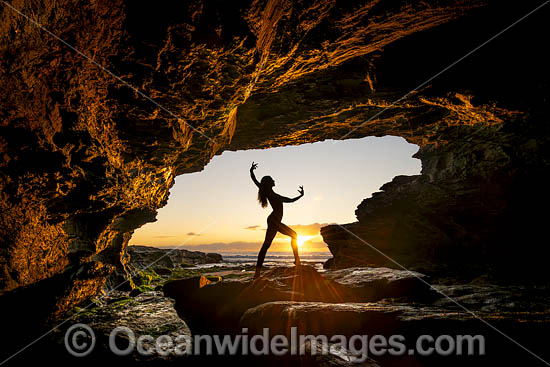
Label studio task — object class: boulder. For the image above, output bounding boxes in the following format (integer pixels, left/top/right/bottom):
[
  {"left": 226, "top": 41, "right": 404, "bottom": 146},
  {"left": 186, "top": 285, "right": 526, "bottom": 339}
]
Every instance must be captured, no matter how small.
[
  {"left": 163, "top": 265, "right": 435, "bottom": 335},
  {"left": 127, "top": 245, "right": 222, "bottom": 269},
  {"left": 65, "top": 290, "right": 191, "bottom": 363},
  {"left": 323, "top": 267, "right": 434, "bottom": 301},
  {"left": 163, "top": 265, "right": 347, "bottom": 335},
  {"left": 240, "top": 300, "right": 550, "bottom": 366}
]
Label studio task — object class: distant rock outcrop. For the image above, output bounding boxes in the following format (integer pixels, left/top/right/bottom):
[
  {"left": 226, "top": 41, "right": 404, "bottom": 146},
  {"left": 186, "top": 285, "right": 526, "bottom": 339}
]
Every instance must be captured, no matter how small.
[
  {"left": 103, "top": 245, "right": 223, "bottom": 290},
  {"left": 127, "top": 245, "right": 222, "bottom": 269}
]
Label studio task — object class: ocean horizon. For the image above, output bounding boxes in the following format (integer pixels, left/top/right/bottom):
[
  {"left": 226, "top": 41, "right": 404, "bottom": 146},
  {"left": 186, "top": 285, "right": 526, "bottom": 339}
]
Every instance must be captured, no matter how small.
[
  {"left": 218, "top": 251, "right": 332, "bottom": 271},
  {"left": 184, "top": 250, "right": 333, "bottom": 269},
  {"left": 219, "top": 251, "right": 332, "bottom": 263}
]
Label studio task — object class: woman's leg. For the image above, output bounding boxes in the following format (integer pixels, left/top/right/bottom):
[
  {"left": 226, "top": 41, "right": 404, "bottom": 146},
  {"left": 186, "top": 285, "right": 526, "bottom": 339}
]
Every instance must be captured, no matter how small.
[
  {"left": 255, "top": 225, "right": 277, "bottom": 278},
  {"left": 275, "top": 222, "right": 301, "bottom": 266}
]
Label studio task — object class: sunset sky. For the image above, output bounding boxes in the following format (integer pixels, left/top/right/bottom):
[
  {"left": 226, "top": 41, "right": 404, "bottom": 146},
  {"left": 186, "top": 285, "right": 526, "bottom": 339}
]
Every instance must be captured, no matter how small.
[{"left": 130, "top": 136, "right": 421, "bottom": 253}]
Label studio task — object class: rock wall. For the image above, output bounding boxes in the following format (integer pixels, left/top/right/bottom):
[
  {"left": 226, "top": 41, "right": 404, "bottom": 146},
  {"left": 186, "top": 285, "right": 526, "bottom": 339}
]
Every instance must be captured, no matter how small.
[
  {"left": 1, "top": 0, "right": 549, "bottom": 321},
  {"left": 322, "top": 118, "right": 550, "bottom": 279}
]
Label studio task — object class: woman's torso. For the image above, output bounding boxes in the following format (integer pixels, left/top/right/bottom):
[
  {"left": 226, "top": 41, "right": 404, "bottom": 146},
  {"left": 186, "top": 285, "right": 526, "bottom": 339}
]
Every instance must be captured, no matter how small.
[{"left": 267, "top": 193, "right": 283, "bottom": 222}]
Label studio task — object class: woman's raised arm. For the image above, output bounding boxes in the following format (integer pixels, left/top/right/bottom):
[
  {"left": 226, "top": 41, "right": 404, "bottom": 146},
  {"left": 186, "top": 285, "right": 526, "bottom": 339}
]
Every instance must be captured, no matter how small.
[
  {"left": 250, "top": 161, "right": 260, "bottom": 188},
  {"left": 278, "top": 185, "right": 304, "bottom": 203}
]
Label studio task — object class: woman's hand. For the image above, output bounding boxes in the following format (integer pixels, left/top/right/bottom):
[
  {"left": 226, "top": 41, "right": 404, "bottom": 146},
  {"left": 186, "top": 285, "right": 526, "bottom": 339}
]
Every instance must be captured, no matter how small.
[
  {"left": 250, "top": 161, "right": 258, "bottom": 171},
  {"left": 298, "top": 185, "right": 304, "bottom": 196}
]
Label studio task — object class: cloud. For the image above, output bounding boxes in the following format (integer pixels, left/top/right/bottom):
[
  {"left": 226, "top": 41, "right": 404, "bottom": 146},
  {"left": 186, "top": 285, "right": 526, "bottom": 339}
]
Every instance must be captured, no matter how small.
[
  {"left": 152, "top": 235, "right": 176, "bottom": 239},
  {"left": 244, "top": 222, "right": 330, "bottom": 237},
  {"left": 173, "top": 240, "right": 327, "bottom": 253},
  {"left": 244, "top": 225, "right": 262, "bottom": 230},
  {"left": 186, "top": 232, "right": 201, "bottom": 236}
]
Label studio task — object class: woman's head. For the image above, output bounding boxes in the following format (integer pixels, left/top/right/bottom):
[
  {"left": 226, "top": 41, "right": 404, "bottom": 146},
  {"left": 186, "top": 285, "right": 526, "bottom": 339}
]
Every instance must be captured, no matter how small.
[
  {"left": 260, "top": 176, "right": 275, "bottom": 187},
  {"left": 257, "top": 176, "right": 275, "bottom": 208}
]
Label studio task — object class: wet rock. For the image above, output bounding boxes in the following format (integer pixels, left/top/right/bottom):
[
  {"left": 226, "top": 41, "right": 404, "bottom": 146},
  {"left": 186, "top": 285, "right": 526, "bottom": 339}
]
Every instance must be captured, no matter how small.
[
  {"left": 430, "top": 283, "right": 550, "bottom": 316},
  {"left": 240, "top": 297, "right": 550, "bottom": 336},
  {"left": 240, "top": 301, "right": 410, "bottom": 337},
  {"left": 56, "top": 290, "right": 191, "bottom": 364},
  {"left": 298, "top": 342, "right": 381, "bottom": 367}
]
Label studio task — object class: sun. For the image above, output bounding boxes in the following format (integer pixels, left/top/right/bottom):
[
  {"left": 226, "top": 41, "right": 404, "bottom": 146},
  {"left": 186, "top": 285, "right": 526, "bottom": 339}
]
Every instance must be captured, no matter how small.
[{"left": 296, "top": 235, "right": 314, "bottom": 250}]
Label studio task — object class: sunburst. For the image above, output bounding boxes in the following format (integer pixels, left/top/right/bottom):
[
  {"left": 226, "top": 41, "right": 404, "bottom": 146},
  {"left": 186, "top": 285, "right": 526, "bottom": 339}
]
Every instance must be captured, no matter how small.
[{"left": 296, "top": 235, "right": 314, "bottom": 250}]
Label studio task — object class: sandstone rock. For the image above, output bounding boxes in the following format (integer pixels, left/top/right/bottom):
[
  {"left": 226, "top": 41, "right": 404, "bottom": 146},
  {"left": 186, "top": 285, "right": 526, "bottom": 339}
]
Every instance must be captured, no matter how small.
[
  {"left": 240, "top": 301, "right": 410, "bottom": 337},
  {"left": 0, "top": 289, "right": 192, "bottom": 365},
  {"left": 298, "top": 342, "right": 381, "bottom": 367},
  {"left": 430, "top": 283, "right": 550, "bottom": 315},
  {"left": 1, "top": 1, "right": 549, "bottom": 366},
  {"left": 323, "top": 267, "right": 434, "bottom": 301},
  {"left": 163, "top": 265, "right": 347, "bottom": 335},
  {"left": 1, "top": 0, "right": 549, "bottom": 329},
  {"left": 322, "top": 120, "right": 550, "bottom": 280},
  {"left": 163, "top": 265, "right": 437, "bottom": 335},
  {"left": 62, "top": 290, "right": 192, "bottom": 363},
  {"left": 240, "top": 300, "right": 550, "bottom": 366},
  {"left": 104, "top": 245, "right": 222, "bottom": 291}
]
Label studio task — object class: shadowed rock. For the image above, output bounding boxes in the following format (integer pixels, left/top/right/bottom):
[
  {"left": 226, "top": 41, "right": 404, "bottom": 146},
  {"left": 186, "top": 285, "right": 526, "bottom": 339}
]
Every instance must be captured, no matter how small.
[
  {"left": 61, "top": 290, "right": 191, "bottom": 363},
  {"left": 163, "top": 265, "right": 347, "bottom": 335},
  {"left": 163, "top": 265, "right": 435, "bottom": 335},
  {"left": 240, "top": 300, "right": 550, "bottom": 366}
]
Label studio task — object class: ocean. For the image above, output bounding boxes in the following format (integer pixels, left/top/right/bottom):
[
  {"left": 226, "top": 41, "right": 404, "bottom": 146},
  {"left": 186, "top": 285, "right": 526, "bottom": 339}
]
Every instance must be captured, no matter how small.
[{"left": 195, "top": 251, "right": 332, "bottom": 271}]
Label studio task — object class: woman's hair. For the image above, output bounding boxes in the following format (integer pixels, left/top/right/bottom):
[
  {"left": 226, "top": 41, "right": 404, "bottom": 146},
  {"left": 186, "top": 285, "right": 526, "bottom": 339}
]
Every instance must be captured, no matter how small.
[{"left": 257, "top": 176, "right": 273, "bottom": 208}]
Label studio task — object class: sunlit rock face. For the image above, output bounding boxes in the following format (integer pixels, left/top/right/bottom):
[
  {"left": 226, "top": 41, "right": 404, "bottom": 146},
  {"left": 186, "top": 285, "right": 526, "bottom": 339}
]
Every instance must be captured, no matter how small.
[{"left": 0, "top": 0, "right": 548, "bottom": 321}]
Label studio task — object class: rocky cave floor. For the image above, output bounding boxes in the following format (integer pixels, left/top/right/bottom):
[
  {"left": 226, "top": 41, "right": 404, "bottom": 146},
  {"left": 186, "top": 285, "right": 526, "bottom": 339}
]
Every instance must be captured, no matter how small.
[{"left": 42, "top": 259, "right": 550, "bottom": 367}]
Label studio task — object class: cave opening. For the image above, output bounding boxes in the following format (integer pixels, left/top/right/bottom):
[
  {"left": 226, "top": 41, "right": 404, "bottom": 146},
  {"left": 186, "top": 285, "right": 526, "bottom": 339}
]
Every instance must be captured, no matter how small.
[
  {"left": 130, "top": 135, "right": 421, "bottom": 262},
  {"left": 2, "top": 1, "right": 550, "bottom": 364}
]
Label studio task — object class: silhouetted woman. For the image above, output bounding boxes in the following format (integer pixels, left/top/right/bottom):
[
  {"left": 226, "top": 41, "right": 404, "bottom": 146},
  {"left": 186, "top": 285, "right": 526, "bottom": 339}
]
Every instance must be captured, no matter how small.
[{"left": 250, "top": 162, "right": 303, "bottom": 279}]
